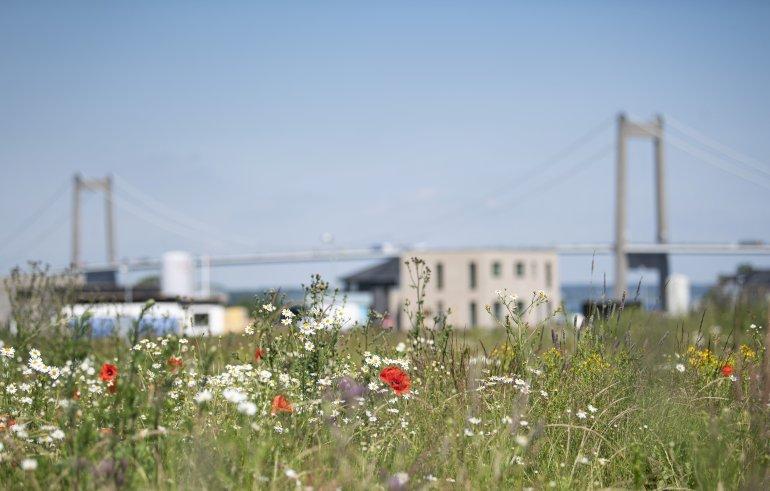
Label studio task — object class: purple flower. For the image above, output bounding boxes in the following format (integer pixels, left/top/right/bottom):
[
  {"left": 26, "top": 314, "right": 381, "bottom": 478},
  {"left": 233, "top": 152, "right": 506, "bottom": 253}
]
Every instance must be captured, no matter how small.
[
  {"left": 339, "top": 376, "right": 366, "bottom": 403},
  {"left": 387, "top": 472, "right": 409, "bottom": 490}
]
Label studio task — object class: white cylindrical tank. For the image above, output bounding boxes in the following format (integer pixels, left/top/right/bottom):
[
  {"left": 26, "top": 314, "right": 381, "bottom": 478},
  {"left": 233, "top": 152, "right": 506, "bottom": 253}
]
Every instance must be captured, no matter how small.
[
  {"left": 161, "top": 251, "right": 195, "bottom": 298},
  {"left": 666, "top": 274, "right": 690, "bottom": 315}
]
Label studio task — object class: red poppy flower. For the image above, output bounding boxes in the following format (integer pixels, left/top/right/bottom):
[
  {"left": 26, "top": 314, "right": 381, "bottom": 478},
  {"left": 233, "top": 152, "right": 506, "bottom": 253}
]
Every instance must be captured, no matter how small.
[
  {"left": 167, "top": 356, "right": 183, "bottom": 369},
  {"left": 379, "top": 365, "right": 411, "bottom": 396},
  {"left": 0, "top": 415, "right": 15, "bottom": 431},
  {"left": 100, "top": 363, "right": 118, "bottom": 383},
  {"left": 721, "top": 364, "right": 734, "bottom": 377},
  {"left": 254, "top": 348, "right": 265, "bottom": 362},
  {"left": 271, "top": 395, "right": 293, "bottom": 415}
]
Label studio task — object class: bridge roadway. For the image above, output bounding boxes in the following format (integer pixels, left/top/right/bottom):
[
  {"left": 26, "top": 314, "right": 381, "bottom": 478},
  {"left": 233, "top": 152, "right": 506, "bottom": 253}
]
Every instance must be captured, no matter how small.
[{"left": 86, "top": 242, "right": 770, "bottom": 272}]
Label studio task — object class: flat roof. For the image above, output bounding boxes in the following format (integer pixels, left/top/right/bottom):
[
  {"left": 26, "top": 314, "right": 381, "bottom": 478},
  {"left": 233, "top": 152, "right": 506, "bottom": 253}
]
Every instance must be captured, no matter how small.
[{"left": 400, "top": 246, "right": 558, "bottom": 254}]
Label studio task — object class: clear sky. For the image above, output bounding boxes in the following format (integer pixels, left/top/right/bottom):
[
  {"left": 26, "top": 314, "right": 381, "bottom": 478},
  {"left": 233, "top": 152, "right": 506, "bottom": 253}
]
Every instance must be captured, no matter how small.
[{"left": 2, "top": 1, "right": 770, "bottom": 289}]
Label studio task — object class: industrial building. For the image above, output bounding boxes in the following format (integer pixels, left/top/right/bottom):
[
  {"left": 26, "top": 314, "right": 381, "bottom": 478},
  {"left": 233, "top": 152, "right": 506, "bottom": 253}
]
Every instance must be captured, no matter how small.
[
  {"left": 68, "top": 251, "right": 246, "bottom": 336},
  {"left": 0, "top": 251, "right": 245, "bottom": 337},
  {"left": 66, "top": 251, "right": 237, "bottom": 336},
  {"left": 343, "top": 248, "right": 560, "bottom": 329}
]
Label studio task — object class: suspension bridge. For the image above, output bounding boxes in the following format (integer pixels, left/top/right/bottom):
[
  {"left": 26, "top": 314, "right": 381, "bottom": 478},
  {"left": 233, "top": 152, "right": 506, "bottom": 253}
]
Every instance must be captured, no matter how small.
[{"left": 3, "top": 112, "right": 770, "bottom": 308}]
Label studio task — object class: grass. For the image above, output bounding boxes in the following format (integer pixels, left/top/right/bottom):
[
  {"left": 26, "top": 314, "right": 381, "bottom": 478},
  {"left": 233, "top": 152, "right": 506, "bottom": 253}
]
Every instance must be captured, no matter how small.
[{"left": 0, "top": 261, "right": 769, "bottom": 489}]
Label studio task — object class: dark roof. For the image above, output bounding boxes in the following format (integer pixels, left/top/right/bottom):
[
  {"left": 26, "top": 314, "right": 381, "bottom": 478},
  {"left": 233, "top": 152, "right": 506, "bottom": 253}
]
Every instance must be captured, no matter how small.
[
  {"left": 342, "top": 258, "right": 400, "bottom": 287},
  {"left": 228, "top": 288, "right": 306, "bottom": 305},
  {"left": 73, "top": 285, "right": 226, "bottom": 305}
]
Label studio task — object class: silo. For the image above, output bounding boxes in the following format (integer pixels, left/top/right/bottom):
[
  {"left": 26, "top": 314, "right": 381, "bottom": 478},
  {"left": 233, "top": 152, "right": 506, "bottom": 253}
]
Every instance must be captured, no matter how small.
[
  {"left": 666, "top": 274, "right": 690, "bottom": 315},
  {"left": 161, "top": 251, "right": 195, "bottom": 298}
]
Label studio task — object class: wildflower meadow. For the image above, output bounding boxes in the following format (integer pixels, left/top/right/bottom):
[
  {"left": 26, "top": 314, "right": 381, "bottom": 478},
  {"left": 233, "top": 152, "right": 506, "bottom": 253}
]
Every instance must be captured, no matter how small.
[{"left": 1, "top": 260, "right": 769, "bottom": 489}]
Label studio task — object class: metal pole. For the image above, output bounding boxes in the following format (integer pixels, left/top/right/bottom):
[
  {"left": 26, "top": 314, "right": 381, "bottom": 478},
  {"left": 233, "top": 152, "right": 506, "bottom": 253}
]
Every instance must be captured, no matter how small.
[
  {"left": 659, "top": 255, "right": 670, "bottom": 311},
  {"left": 654, "top": 115, "right": 669, "bottom": 310},
  {"left": 104, "top": 175, "right": 116, "bottom": 265},
  {"left": 200, "top": 254, "right": 211, "bottom": 298},
  {"left": 654, "top": 114, "right": 668, "bottom": 244},
  {"left": 71, "top": 174, "right": 81, "bottom": 268},
  {"left": 614, "top": 113, "right": 628, "bottom": 300},
  {"left": 120, "top": 262, "right": 132, "bottom": 303}
]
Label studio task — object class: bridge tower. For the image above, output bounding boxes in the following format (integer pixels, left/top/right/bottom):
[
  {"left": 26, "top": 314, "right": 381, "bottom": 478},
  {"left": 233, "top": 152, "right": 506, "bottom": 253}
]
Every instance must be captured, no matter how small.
[
  {"left": 614, "top": 113, "right": 669, "bottom": 308},
  {"left": 71, "top": 174, "right": 116, "bottom": 268}
]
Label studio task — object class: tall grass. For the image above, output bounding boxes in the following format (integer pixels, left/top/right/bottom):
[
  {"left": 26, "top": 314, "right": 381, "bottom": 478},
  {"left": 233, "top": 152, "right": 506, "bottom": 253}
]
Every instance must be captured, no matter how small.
[{"left": 0, "top": 260, "right": 768, "bottom": 489}]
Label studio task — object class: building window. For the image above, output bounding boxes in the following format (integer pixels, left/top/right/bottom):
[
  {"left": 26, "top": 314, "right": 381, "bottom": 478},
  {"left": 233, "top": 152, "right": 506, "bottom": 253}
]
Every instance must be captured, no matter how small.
[
  {"left": 545, "top": 261, "right": 553, "bottom": 288},
  {"left": 515, "top": 261, "right": 525, "bottom": 278},
  {"left": 516, "top": 300, "right": 524, "bottom": 312},
  {"left": 469, "top": 302, "right": 477, "bottom": 326},
  {"left": 193, "top": 313, "right": 209, "bottom": 327},
  {"left": 493, "top": 301, "right": 502, "bottom": 319},
  {"left": 436, "top": 262, "right": 444, "bottom": 290},
  {"left": 469, "top": 262, "right": 477, "bottom": 289},
  {"left": 491, "top": 261, "right": 502, "bottom": 278}
]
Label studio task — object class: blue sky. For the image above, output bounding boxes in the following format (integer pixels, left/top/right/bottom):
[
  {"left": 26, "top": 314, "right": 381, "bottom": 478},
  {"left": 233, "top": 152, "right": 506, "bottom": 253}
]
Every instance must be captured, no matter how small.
[{"left": 2, "top": 1, "right": 770, "bottom": 288}]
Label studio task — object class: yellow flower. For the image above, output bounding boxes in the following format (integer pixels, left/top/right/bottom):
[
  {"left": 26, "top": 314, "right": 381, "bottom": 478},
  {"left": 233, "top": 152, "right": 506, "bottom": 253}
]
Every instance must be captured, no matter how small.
[
  {"left": 543, "top": 347, "right": 562, "bottom": 359},
  {"left": 579, "top": 352, "right": 611, "bottom": 372},
  {"left": 540, "top": 347, "right": 562, "bottom": 367},
  {"left": 490, "top": 343, "right": 518, "bottom": 370},
  {"left": 740, "top": 344, "right": 756, "bottom": 361},
  {"left": 686, "top": 347, "right": 717, "bottom": 368},
  {"left": 686, "top": 346, "right": 736, "bottom": 372}
]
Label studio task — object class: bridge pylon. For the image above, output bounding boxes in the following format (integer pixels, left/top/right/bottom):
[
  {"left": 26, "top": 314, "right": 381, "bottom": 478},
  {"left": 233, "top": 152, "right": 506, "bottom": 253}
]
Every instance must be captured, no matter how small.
[
  {"left": 71, "top": 174, "right": 116, "bottom": 268},
  {"left": 614, "top": 113, "right": 669, "bottom": 308}
]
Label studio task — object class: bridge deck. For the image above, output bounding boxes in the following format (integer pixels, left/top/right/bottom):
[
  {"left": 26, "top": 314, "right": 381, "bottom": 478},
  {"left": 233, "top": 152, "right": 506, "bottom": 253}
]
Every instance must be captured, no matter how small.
[{"left": 83, "top": 242, "right": 770, "bottom": 272}]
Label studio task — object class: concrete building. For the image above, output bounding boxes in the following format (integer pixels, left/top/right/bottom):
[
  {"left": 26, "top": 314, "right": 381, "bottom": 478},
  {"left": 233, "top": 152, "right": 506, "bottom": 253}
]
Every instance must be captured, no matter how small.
[{"left": 343, "top": 248, "right": 560, "bottom": 328}]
